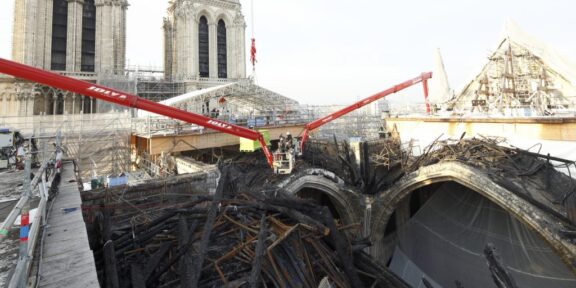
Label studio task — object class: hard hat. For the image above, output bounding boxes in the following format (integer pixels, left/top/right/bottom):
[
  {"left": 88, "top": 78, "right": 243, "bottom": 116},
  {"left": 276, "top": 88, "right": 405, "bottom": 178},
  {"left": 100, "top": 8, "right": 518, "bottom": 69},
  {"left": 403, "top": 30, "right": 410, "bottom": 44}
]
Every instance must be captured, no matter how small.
[{"left": 286, "top": 131, "right": 291, "bottom": 135}]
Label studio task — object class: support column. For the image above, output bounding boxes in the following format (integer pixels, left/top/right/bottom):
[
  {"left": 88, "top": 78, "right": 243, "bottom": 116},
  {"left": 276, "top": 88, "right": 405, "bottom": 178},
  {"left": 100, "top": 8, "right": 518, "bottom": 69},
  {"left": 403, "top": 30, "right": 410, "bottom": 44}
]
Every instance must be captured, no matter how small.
[
  {"left": 43, "top": 0, "right": 55, "bottom": 69},
  {"left": 190, "top": 17, "right": 199, "bottom": 78},
  {"left": 162, "top": 18, "right": 174, "bottom": 80},
  {"left": 15, "top": 84, "right": 23, "bottom": 116},
  {"left": 238, "top": 25, "right": 246, "bottom": 78},
  {"left": 175, "top": 14, "right": 184, "bottom": 77},
  {"left": 94, "top": 0, "right": 103, "bottom": 73},
  {"left": 226, "top": 21, "right": 235, "bottom": 79},
  {"left": 72, "top": 94, "right": 76, "bottom": 115},
  {"left": 29, "top": 92, "right": 38, "bottom": 116},
  {"left": 182, "top": 15, "right": 189, "bottom": 77},
  {"left": 53, "top": 94, "right": 58, "bottom": 115},
  {"left": 66, "top": 0, "right": 84, "bottom": 71},
  {"left": 95, "top": 0, "right": 114, "bottom": 74},
  {"left": 46, "top": 90, "right": 53, "bottom": 115},
  {"left": 208, "top": 22, "right": 217, "bottom": 78},
  {"left": 24, "top": 0, "right": 38, "bottom": 66},
  {"left": 118, "top": 3, "right": 127, "bottom": 71},
  {"left": 63, "top": 93, "right": 67, "bottom": 114},
  {"left": 20, "top": 92, "right": 27, "bottom": 116},
  {"left": 233, "top": 13, "right": 246, "bottom": 79}
]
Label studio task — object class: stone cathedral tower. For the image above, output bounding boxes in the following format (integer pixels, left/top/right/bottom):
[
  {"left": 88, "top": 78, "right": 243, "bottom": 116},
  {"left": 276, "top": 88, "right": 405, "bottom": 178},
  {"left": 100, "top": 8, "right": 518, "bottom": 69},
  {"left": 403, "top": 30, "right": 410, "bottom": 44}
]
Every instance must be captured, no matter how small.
[
  {"left": 11, "top": 0, "right": 128, "bottom": 74},
  {"left": 163, "top": 0, "right": 247, "bottom": 86},
  {"left": 1, "top": 0, "right": 129, "bottom": 116}
]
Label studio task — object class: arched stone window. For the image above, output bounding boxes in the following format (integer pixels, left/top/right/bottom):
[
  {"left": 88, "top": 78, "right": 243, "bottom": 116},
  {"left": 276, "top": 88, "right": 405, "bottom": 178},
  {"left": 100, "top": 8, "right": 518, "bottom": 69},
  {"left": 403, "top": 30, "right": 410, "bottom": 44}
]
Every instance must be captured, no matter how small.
[
  {"left": 51, "top": 0, "right": 68, "bottom": 70},
  {"left": 217, "top": 19, "right": 227, "bottom": 78},
  {"left": 198, "top": 16, "right": 209, "bottom": 78}
]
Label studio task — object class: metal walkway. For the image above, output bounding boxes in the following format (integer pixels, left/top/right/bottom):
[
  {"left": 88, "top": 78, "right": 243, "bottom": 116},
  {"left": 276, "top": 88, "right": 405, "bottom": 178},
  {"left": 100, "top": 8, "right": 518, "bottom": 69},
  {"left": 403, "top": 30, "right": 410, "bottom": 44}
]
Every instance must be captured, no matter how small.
[{"left": 37, "top": 162, "right": 99, "bottom": 288}]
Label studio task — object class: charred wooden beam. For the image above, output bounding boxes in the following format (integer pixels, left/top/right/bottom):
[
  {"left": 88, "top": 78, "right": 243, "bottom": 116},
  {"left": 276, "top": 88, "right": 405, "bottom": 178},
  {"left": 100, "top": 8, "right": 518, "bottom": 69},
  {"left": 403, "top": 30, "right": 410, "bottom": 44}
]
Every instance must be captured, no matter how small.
[
  {"left": 321, "top": 206, "right": 364, "bottom": 288},
  {"left": 249, "top": 214, "right": 267, "bottom": 288}
]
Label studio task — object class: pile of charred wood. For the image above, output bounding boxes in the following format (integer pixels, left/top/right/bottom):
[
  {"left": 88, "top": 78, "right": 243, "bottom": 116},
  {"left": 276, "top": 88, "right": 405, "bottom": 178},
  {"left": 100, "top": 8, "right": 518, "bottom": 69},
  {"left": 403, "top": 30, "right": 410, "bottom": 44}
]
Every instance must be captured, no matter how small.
[{"left": 91, "top": 166, "right": 408, "bottom": 288}]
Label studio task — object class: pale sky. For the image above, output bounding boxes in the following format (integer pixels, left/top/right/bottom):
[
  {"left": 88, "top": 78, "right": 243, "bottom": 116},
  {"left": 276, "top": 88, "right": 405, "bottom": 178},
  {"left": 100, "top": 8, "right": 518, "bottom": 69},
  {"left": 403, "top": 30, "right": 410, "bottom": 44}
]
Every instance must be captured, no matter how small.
[{"left": 1, "top": 0, "right": 576, "bottom": 105}]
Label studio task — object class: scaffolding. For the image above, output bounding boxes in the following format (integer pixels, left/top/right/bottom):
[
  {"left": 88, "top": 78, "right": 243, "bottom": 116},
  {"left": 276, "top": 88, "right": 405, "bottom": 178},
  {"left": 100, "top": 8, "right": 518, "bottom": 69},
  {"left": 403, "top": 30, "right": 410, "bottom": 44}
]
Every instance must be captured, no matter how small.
[
  {"left": 451, "top": 23, "right": 576, "bottom": 116},
  {"left": 312, "top": 104, "right": 384, "bottom": 141},
  {"left": 0, "top": 112, "right": 132, "bottom": 180}
]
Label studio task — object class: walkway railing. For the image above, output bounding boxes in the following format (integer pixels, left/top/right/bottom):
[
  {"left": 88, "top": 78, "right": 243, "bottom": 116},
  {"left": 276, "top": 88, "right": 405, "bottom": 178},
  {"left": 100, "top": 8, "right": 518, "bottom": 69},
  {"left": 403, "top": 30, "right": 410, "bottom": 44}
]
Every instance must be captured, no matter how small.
[{"left": 1, "top": 137, "right": 60, "bottom": 288}]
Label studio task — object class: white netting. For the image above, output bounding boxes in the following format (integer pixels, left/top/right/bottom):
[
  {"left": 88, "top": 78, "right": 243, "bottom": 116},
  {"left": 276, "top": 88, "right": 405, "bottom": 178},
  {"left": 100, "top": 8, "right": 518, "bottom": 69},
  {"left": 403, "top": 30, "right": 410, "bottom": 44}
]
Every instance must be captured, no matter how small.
[{"left": 390, "top": 182, "right": 576, "bottom": 288}]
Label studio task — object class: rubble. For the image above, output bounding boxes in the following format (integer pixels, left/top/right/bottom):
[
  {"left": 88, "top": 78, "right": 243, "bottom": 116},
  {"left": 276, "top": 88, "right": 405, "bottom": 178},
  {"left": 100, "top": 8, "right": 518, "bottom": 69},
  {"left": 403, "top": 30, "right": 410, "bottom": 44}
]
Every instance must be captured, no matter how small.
[{"left": 88, "top": 166, "right": 408, "bottom": 288}]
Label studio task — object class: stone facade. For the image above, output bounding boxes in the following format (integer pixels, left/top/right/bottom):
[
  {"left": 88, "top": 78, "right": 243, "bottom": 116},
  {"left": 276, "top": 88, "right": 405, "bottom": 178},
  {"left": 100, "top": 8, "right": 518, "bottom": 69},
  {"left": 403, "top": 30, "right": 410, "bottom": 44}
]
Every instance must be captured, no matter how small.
[
  {"left": 163, "top": 0, "right": 246, "bottom": 83},
  {"left": 95, "top": 0, "right": 128, "bottom": 74},
  {"left": 2, "top": 0, "right": 128, "bottom": 116}
]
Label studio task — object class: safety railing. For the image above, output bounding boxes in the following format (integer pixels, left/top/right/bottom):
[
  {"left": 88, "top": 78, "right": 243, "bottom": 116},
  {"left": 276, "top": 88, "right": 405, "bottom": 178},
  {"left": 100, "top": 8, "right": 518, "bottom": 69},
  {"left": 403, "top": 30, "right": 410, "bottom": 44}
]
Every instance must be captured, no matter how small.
[
  {"left": 131, "top": 106, "right": 317, "bottom": 137},
  {"left": 1, "top": 137, "right": 60, "bottom": 288}
]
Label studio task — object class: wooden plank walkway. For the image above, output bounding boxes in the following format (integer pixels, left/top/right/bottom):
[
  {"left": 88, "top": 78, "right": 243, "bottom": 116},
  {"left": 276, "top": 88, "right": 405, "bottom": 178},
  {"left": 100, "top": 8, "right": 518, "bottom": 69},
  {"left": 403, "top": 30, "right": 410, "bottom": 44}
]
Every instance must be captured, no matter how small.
[{"left": 38, "top": 162, "right": 100, "bottom": 288}]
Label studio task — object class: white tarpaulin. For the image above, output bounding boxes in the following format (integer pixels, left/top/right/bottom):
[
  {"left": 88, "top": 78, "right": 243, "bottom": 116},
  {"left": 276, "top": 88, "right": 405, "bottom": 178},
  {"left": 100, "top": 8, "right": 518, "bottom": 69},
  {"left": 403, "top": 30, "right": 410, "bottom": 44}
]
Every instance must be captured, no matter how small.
[
  {"left": 502, "top": 19, "right": 576, "bottom": 85},
  {"left": 428, "top": 48, "right": 453, "bottom": 105}
]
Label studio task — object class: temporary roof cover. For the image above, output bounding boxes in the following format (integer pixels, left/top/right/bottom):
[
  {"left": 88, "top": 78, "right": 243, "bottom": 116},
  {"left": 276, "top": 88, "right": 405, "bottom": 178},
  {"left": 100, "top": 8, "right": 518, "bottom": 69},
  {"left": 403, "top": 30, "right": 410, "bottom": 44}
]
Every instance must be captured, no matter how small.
[{"left": 138, "top": 80, "right": 298, "bottom": 118}]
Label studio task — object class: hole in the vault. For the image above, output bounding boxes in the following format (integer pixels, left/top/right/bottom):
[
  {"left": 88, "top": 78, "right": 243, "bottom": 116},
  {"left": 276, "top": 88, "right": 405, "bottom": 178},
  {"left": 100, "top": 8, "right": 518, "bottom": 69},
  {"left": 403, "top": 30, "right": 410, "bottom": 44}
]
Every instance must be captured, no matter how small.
[
  {"left": 383, "top": 183, "right": 440, "bottom": 239},
  {"left": 296, "top": 187, "right": 341, "bottom": 220},
  {"left": 382, "top": 181, "right": 576, "bottom": 288}
]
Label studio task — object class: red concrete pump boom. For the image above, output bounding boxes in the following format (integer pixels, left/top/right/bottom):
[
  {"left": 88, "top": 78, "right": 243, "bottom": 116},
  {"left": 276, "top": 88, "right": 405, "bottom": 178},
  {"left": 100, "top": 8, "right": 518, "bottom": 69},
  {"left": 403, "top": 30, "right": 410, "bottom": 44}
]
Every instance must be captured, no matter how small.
[
  {"left": 300, "top": 72, "right": 433, "bottom": 149},
  {"left": 0, "top": 58, "right": 275, "bottom": 168}
]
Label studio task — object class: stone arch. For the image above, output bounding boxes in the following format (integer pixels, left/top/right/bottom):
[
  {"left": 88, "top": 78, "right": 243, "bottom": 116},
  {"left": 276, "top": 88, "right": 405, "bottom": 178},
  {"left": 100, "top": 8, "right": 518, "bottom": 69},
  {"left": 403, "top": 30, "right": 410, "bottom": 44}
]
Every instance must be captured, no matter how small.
[
  {"left": 369, "top": 161, "right": 576, "bottom": 271},
  {"left": 278, "top": 169, "right": 363, "bottom": 229},
  {"left": 214, "top": 11, "right": 232, "bottom": 27},
  {"left": 195, "top": 9, "right": 214, "bottom": 25}
]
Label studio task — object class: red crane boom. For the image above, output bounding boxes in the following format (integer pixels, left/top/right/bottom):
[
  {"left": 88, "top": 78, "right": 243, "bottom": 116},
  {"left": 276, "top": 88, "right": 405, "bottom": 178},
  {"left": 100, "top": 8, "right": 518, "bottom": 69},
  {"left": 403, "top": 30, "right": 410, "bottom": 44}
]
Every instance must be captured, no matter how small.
[
  {"left": 0, "top": 58, "right": 275, "bottom": 168},
  {"left": 300, "top": 72, "right": 433, "bottom": 149}
]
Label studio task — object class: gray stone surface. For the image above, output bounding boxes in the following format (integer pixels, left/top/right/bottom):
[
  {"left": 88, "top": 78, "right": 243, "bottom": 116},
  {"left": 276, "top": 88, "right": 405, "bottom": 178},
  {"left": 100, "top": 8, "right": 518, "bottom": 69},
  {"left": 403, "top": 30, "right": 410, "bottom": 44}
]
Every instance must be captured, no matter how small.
[{"left": 38, "top": 163, "right": 99, "bottom": 288}]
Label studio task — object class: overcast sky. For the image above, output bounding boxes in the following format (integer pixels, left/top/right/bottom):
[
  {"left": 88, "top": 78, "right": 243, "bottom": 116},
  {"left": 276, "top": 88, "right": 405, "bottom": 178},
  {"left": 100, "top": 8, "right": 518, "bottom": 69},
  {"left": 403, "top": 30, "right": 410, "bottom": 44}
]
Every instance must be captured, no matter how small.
[{"left": 1, "top": 0, "right": 576, "bottom": 105}]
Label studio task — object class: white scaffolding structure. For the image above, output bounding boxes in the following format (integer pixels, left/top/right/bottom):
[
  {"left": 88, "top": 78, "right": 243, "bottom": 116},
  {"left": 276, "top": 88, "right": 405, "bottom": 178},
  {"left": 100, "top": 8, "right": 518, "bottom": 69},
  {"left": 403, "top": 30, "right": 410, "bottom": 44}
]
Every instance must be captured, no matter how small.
[{"left": 0, "top": 113, "right": 132, "bottom": 179}]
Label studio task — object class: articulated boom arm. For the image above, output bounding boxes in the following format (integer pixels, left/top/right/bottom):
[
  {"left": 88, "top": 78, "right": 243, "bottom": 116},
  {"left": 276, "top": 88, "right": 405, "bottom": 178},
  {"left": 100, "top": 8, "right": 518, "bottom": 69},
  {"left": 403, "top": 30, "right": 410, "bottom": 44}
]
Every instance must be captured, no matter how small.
[
  {"left": 0, "top": 58, "right": 275, "bottom": 168},
  {"left": 300, "top": 72, "right": 433, "bottom": 148}
]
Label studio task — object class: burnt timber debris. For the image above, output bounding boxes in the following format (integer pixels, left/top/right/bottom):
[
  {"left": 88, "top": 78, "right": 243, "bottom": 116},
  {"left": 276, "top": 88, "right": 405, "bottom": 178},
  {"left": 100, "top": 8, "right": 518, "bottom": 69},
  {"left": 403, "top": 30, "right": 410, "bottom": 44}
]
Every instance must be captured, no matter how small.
[
  {"left": 85, "top": 166, "right": 407, "bottom": 288},
  {"left": 81, "top": 137, "right": 576, "bottom": 287}
]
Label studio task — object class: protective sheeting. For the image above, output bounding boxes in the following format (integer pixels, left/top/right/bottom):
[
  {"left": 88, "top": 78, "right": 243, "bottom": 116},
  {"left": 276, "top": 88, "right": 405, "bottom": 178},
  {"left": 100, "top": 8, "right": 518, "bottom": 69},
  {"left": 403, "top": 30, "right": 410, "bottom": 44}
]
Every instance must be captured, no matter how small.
[
  {"left": 136, "top": 80, "right": 299, "bottom": 118},
  {"left": 502, "top": 19, "right": 576, "bottom": 85},
  {"left": 159, "top": 83, "right": 236, "bottom": 107},
  {"left": 391, "top": 182, "right": 576, "bottom": 288},
  {"left": 452, "top": 19, "right": 576, "bottom": 112},
  {"left": 428, "top": 49, "right": 452, "bottom": 105},
  {"left": 389, "top": 247, "right": 442, "bottom": 288},
  {"left": 137, "top": 83, "right": 235, "bottom": 117}
]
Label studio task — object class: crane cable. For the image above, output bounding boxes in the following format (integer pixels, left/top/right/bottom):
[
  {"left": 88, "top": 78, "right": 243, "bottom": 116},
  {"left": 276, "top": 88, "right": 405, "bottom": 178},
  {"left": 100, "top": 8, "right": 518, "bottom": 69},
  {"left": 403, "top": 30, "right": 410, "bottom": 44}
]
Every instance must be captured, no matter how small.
[{"left": 250, "top": 0, "right": 257, "bottom": 81}]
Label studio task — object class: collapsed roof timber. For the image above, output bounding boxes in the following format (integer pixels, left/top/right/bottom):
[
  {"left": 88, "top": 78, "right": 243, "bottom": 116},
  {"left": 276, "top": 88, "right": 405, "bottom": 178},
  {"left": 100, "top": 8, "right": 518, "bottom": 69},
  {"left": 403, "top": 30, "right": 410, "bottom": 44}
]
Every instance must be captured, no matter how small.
[{"left": 80, "top": 137, "right": 576, "bottom": 287}]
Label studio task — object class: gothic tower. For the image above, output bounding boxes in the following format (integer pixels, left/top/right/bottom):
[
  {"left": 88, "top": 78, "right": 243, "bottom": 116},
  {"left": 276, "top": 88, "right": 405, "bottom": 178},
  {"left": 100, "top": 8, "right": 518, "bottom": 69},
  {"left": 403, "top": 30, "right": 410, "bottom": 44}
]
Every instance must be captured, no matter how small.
[
  {"left": 163, "top": 0, "right": 246, "bottom": 84},
  {"left": 11, "top": 0, "right": 128, "bottom": 74},
  {"left": 2, "top": 0, "right": 129, "bottom": 116}
]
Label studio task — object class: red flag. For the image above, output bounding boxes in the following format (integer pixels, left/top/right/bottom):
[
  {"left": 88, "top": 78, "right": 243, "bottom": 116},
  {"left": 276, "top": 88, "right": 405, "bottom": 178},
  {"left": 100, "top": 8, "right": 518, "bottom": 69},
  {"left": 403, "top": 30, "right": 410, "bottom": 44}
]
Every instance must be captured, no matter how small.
[{"left": 250, "top": 38, "right": 257, "bottom": 66}]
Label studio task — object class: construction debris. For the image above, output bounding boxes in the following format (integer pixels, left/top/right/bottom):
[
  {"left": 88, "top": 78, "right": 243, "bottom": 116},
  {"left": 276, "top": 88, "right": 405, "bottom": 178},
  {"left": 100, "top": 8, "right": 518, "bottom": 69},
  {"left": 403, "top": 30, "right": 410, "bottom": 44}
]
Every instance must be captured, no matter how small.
[
  {"left": 89, "top": 166, "right": 408, "bottom": 288},
  {"left": 403, "top": 136, "right": 576, "bottom": 223},
  {"left": 303, "top": 135, "right": 576, "bottom": 225}
]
